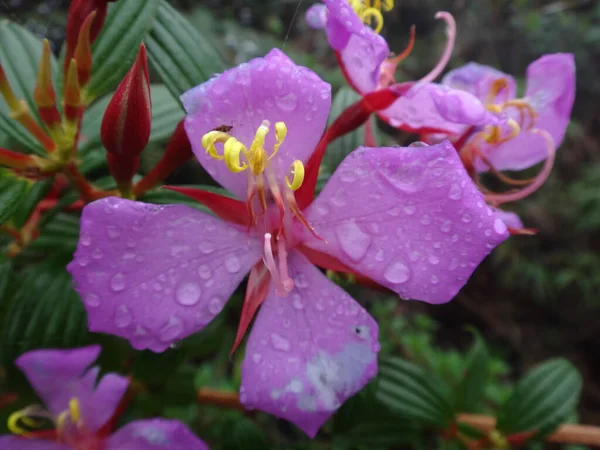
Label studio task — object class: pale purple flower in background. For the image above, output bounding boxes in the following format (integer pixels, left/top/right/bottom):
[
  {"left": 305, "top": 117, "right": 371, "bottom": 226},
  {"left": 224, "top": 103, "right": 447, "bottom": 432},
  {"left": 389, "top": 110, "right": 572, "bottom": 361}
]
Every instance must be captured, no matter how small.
[
  {"left": 0, "top": 346, "right": 208, "bottom": 449},
  {"left": 431, "top": 54, "right": 576, "bottom": 172},
  {"left": 68, "top": 49, "right": 509, "bottom": 437}
]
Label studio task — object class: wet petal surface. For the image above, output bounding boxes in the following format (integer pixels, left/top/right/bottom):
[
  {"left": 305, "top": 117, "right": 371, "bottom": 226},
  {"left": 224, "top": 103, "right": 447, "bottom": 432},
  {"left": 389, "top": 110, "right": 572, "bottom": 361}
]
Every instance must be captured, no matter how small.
[
  {"left": 0, "top": 437, "right": 68, "bottom": 450},
  {"left": 182, "top": 49, "right": 331, "bottom": 199},
  {"left": 240, "top": 251, "right": 379, "bottom": 437},
  {"left": 68, "top": 198, "right": 262, "bottom": 352},
  {"left": 106, "top": 419, "right": 209, "bottom": 450},
  {"left": 304, "top": 142, "right": 509, "bottom": 304}
]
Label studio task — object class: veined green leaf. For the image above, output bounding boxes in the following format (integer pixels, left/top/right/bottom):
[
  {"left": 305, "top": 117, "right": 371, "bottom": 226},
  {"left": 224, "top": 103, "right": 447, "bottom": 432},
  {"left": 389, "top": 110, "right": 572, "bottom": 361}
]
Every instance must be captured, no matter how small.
[
  {"left": 453, "top": 330, "right": 491, "bottom": 413},
  {"left": 86, "top": 0, "right": 159, "bottom": 98},
  {"left": 496, "top": 358, "right": 582, "bottom": 436},
  {"left": 145, "top": 0, "right": 227, "bottom": 103},
  {"left": 0, "top": 171, "right": 30, "bottom": 225}
]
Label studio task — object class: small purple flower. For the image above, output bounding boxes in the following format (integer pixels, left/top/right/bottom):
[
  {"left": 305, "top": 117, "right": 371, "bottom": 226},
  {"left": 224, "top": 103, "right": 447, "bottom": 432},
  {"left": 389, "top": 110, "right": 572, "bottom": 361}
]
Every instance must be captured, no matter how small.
[
  {"left": 0, "top": 346, "right": 208, "bottom": 450},
  {"left": 308, "top": 0, "right": 468, "bottom": 134},
  {"left": 432, "top": 54, "right": 576, "bottom": 172},
  {"left": 68, "top": 49, "right": 509, "bottom": 437}
]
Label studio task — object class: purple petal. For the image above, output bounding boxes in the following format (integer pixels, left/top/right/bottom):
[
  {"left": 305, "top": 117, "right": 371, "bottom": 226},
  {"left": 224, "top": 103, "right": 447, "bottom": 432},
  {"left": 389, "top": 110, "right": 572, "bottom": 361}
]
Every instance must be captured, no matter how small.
[
  {"left": 181, "top": 49, "right": 331, "bottom": 200},
  {"left": 442, "top": 62, "right": 516, "bottom": 102},
  {"left": 16, "top": 346, "right": 100, "bottom": 417},
  {"left": 380, "top": 84, "right": 467, "bottom": 134},
  {"left": 306, "top": 4, "right": 327, "bottom": 29},
  {"left": 429, "top": 85, "right": 500, "bottom": 126},
  {"left": 491, "top": 208, "right": 524, "bottom": 230},
  {"left": 105, "top": 419, "right": 209, "bottom": 450},
  {"left": 240, "top": 251, "right": 379, "bottom": 438},
  {"left": 303, "top": 142, "right": 509, "bottom": 304},
  {"left": 67, "top": 198, "right": 262, "bottom": 352},
  {"left": 0, "top": 437, "right": 69, "bottom": 450},
  {"left": 322, "top": 0, "right": 389, "bottom": 93},
  {"left": 77, "top": 368, "right": 129, "bottom": 431},
  {"left": 525, "top": 53, "right": 575, "bottom": 150}
]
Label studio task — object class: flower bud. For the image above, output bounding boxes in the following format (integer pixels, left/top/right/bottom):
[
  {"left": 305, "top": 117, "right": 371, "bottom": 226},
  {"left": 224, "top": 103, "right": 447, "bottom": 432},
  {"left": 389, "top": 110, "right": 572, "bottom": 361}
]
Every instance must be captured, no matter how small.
[
  {"left": 34, "top": 40, "right": 61, "bottom": 129},
  {"left": 73, "top": 11, "right": 96, "bottom": 87},
  {"left": 106, "top": 152, "right": 139, "bottom": 186},
  {"left": 64, "top": 0, "right": 117, "bottom": 77},
  {"left": 100, "top": 43, "right": 151, "bottom": 159}
]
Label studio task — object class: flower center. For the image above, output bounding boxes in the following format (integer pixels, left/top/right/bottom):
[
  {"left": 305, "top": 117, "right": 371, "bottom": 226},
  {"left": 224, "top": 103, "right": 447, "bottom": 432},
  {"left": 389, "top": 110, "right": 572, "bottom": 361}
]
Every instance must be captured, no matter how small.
[{"left": 349, "top": 0, "right": 394, "bottom": 33}]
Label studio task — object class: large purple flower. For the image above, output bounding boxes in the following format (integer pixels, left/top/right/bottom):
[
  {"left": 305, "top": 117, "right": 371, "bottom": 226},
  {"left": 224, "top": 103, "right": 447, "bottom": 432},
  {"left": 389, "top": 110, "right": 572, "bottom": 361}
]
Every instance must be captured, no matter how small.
[
  {"left": 0, "top": 346, "right": 208, "bottom": 449},
  {"left": 433, "top": 54, "right": 576, "bottom": 172},
  {"left": 307, "top": 0, "right": 476, "bottom": 134},
  {"left": 68, "top": 49, "right": 509, "bottom": 437}
]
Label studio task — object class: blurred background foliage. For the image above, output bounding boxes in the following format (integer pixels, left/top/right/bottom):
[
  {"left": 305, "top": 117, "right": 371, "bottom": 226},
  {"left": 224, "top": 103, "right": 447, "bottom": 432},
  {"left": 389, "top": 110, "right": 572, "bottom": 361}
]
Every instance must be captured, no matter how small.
[{"left": 0, "top": 0, "right": 598, "bottom": 448}]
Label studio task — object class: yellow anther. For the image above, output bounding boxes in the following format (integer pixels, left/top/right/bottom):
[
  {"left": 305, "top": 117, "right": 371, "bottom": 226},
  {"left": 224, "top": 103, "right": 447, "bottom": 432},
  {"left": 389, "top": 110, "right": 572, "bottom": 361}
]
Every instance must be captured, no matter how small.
[
  {"left": 286, "top": 160, "right": 305, "bottom": 191},
  {"left": 202, "top": 130, "right": 230, "bottom": 160},
  {"left": 486, "top": 77, "right": 511, "bottom": 104},
  {"left": 224, "top": 138, "right": 249, "bottom": 173},
  {"left": 69, "top": 398, "right": 81, "bottom": 425},
  {"left": 7, "top": 409, "right": 45, "bottom": 436},
  {"left": 348, "top": 0, "right": 391, "bottom": 33},
  {"left": 361, "top": 8, "right": 384, "bottom": 33},
  {"left": 272, "top": 121, "right": 287, "bottom": 158}
]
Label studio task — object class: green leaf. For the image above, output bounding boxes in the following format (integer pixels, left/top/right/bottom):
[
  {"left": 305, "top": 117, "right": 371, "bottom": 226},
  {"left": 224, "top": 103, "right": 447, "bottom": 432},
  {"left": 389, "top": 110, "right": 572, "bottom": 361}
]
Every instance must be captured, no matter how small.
[
  {"left": 0, "top": 20, "right": 55, "bottom": 155},
  {"left": 10, "top": 178, "right": 53, "bottom": 229},
  {"left": 496, "top": 358, "right": 582, "bottom": 435},
  {"left": 453, "top": 330, "right": 490, "bottom": 413},
  {"left": 79, "top": 96, "right": 111, "bottom": 153},
  {"left": 0, "top": 253, "right": 12, "bottom": 300},
  {"left": 377, "top": 357, "right": 455, "bottom": 428},
  {"left": 0, "top": 255, "right": 88, "bottom": 365},
  {"left": 324, "top": 86, "right": 377, "bottom": 172},
  {"left": 145, "top": 0, "right": 228, "bottom": 102},
  {"left": 86, "top": 0, "right": 159, "bottom": 98},
  {"left": 0, "top": 171, "right": 30, "bottom": 225}
]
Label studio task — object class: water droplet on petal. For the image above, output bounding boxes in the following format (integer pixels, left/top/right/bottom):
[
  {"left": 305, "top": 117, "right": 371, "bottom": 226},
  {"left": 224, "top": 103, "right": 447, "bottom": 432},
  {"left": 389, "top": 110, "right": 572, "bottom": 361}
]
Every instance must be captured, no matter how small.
[
  {"left": 225, "top": 256, "right": 241, "bottom": 273},
  {"left": 430, "top": 275, "right": 440, "bottom": 285},
  {"left": 270, "top": 333, "right": 291, "bottom": 352},
  {"left": 494, "top": 218, "right": 507, "bottom": 234},
  {"left": 197, "top": 265, "right": 211, "bottom": 280},
  {"left": 383, "top": 260, "right": 411, "bottom": 284},
  {"left": 449, "top": 183, "right": 462, "bottom": 200},
  {"left": 107, "top": 225, "right": 120, "bottom": 239},
  {"left": 292, "top": 294, "right": 304, "bottom": 310},
  {"left": 115, "top": 305, "right": 132, "bottom": 328},
  {"left": 462, "top": 213, "right": 473, "bottom": 223},
  {"left": 335, "top": 222, "right": 371, "bottom": 262},
  {"left": 176, "top": 282, "right": 202, "bottom": 306},
  {"left": 403, "top": 203, "right": 416, "bottom": 215},
  {"left": 276, "top": 93, "right": 298, "bottom": 111},
  {"left": 208, "top": 297, "right": 224, "bottom": 315},
  {"left": 110, "top": 273, "right": 126, "bottom": 292},
  {"left": 80, "top": 232, "right": 91, "bottom": 246},
  {"left": 159, "top": 315, "right": 184, "bottom": 342},
  {"left": 198, "top": 242, "right": 215, "bottom": 254},
  {"left": 253, "top": 353, "right": 262, "bottom": 364},
  {"left": 85, "top": 293, "right": 100, "bottom": 307}
]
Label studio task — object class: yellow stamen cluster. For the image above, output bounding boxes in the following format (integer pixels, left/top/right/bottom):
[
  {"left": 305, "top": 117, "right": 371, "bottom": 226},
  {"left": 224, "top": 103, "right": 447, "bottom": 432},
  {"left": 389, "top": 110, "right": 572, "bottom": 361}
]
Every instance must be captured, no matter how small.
[
  {"left": 202, "top": 120, "right": 305, "bottom": 191},
  {"left": 349, "top": 0, "right": 394, "bottom": 33},
  {"left": 57, "top": 397, "right": 82, "bottom": 429},
  {"left": 7, "top": 397, "right": 83, "bottom": 437}
]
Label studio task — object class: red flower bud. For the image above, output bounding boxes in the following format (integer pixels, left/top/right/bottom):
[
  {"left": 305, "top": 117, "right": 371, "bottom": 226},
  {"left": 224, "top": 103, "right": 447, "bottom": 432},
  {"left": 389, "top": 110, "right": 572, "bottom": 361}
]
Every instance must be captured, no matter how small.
[
  {"left": 106, "top": 152, "right": 139, "bottom": 185},
  {"left": 64, "top": 0, "right": 117, "bottom": 77},
  {"left": 101, "top": 43, "right": 151, "bottom": 158}
]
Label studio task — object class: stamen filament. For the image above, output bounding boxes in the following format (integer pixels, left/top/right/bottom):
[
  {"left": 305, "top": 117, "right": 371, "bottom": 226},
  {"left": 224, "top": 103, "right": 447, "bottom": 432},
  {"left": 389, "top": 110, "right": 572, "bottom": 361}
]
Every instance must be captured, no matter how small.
[
  {"left": 416, "top": 12, "right": 456, "bottom": 85},
  {"left": 277, "top": 237, "right": 294, "bottom": 293},
  {"left": 263, "top": 233, "right": 286, "bottom": 296}
]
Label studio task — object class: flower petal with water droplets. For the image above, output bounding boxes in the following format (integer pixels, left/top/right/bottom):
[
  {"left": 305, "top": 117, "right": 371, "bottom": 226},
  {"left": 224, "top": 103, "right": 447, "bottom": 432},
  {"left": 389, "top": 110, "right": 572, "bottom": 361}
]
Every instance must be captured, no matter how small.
[
  {"left": 68, "top": 198, "right": 262, "bottom": 352},
  {"left": 240, "top": 251, "right": 379, "bottom": 438},
  {"left": 303, "top": 142, "right": 509, "bottom": 304},
  {"left": 105, "top": 419, "right": 208, "bottom": 450}
]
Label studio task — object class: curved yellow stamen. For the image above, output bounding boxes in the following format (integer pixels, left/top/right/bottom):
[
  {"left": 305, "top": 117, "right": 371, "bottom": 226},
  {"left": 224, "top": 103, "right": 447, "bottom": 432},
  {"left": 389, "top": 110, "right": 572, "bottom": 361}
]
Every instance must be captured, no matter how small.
[
  {"left": 68, "top": 398, "right": 81, "bottom": 425},
  {"left": 486, "top": 77, "right": 511, "bottom": 104},
  {"left": 223, "top": 138, "right": 249, "bottom": 173},
  {"left": 272, "top": 121, "right": 287, "bottom": 159},
  {"left": 7, "top": 409, "right": 47, "bottom": 436},
  {"left": 202, "top": 130, "right": 230, "bottom": 160},
  {"left": 286, "top": 160, "right": 305, "bottom": 191},
  {"left": 361, "top": 8, "right": 384, "bottom": 33}
]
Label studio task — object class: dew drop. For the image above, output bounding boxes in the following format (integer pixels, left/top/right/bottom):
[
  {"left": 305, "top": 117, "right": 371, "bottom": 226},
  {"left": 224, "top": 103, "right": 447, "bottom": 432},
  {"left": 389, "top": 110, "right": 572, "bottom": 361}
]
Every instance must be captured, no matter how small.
[
  {"left": 197, "top": 264, "right": 212, "bottom": 280},
  {"left": 198, "top": 241, "right": 215, "bottom": 254},
  {"left": 225, "top": 255, "right": 241, "bottom": 273},
  {"left": 159, "top": 315, "right": 184, "bottom": 342},
  {"left": 107, "top": 225, "right": 120, "bottom": 239},
  {"left": 449, "top": 183, "right": 462, "bottom": 200},
  {"left": 383, "top": 259, "right": 411, "bottom": 284},
  {"left": 461, "top": 213, "right": 473, "bottom": 223},
  {"left": 85, "top": 293, "right": 100, "bottom": 307},
  {"left": 176, "top": 282, "right": 202, "bottom": 306},
  {"left": 335, "top": 222, "right": 371, "bottom": 262},
  {"left": 270, "top": 333, "right": 291, "bottom": 352},
  {"left": 208, "top": 297, "right": 224, "bottom": 315},
  {"left": 115, "top": 305, "right": 132, "bottom": 328},
  {"left": 110, "top": 273, "right": 126, "bottom": 292},
  {"left": 253, "top": 353, "right": 262, "bottom": 364},
  {"left": 276, "top": 93, "right": 298, "bottom": 111},
  {"left": 403, "top": 203, "right": 416, "bottom": 215},
  {"left": 430, "top": 275, "right": 440, "bottom": 285},
  {"left": 80, "top": 232, "right": 91, "bottom": 246},
  {"left": 420, "top": 215, "right": 432, "bottom": 225},
  {"left": 493, "top": 218, "right": 507, "bottom": 234},
  {"left": 292, "top": 294, "right": 304, "bottom": 310}
]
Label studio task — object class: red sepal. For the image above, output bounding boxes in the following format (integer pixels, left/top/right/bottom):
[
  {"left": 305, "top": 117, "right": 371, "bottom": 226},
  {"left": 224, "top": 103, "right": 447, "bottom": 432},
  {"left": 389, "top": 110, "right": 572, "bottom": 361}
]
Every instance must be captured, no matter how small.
[
  {"left": 231, "top": 265, "right": 271, "bottom": 355},
  {"left": 163, "top": 186, "right": 251, "bottom": 227}
]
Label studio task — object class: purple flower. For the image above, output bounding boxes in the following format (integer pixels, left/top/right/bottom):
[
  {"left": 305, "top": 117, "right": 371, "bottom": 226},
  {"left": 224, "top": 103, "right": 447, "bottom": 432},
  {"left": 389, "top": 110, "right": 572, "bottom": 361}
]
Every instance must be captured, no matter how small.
[
  {"left": 308, "top": 0, "right": 468, "bottom": 134},
  {"left": 0, "top": 346, "right": 208, "bottom": 449},
  {"left": 68, "top": 49, "right": 509, "bottom": 437},
  {"left": 433, "top": 54, "right": 576, "bottom": 172}
]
